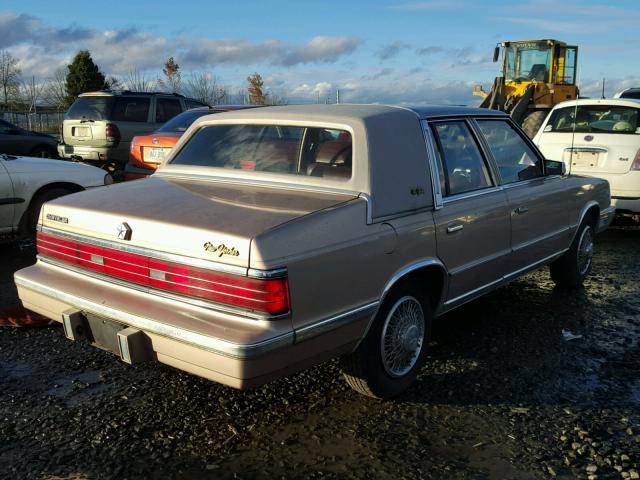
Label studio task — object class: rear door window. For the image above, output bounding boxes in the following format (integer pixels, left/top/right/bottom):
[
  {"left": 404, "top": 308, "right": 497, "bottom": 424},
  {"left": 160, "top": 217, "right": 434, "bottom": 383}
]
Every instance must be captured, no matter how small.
[
  {"left": 476, "top": 120, "right": 543, "bottom": 184},
  {"left": 111, "top": 97, "right": 151, "bottom": 122},
  {"left": 430, "top": 120, "right": 493, "bottom": 196},
  {"left": 156, "top": 98, "right": 183, "bottom": 123}
]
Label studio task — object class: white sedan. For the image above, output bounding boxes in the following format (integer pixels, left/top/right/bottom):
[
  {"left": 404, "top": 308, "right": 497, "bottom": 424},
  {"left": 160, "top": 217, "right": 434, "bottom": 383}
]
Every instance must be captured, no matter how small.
[
  {"left": 533, "top": 98, "right": 640, "bottom": 217},
  {"left": 0, "top": 155, "right": 112, "bottom": 235}
]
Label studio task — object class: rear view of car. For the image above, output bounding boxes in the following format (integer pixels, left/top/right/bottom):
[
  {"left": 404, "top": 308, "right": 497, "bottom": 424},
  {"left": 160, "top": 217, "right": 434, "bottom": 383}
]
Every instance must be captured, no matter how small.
[
  {"left": 58, "top": 91, "right": 206, "bottom": 176},
  {"left": 534, "top": 98, "right": 640, "bottom": 218},
  {"left": 124, "top": 106, "right": 260, "bottom": 180}
]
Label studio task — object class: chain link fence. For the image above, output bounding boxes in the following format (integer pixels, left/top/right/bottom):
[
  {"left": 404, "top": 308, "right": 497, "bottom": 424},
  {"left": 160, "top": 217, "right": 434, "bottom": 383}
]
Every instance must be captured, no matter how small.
[{"left": 1, "top": 111, "right": 64, "bottom": 134}]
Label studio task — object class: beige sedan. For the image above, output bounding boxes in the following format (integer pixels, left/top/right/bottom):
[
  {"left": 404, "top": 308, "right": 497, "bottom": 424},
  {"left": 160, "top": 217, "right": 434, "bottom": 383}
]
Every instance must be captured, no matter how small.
[{"left": 15, "top": 105, "right": 614, "bottom": 398}]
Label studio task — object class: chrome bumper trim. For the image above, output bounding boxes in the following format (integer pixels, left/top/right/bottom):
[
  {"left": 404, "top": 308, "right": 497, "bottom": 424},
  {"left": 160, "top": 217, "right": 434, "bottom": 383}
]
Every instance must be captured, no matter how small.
[
  {"left": 15, "top": 274, "right": 293, "bottom": 360},
  {"left": 295, "top": 302, "right": 378, "bottom": 343}
]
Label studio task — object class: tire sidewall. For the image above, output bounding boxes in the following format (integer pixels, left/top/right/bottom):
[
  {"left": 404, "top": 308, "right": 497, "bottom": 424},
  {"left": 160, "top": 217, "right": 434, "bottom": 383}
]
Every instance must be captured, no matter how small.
[
  {"left": 572, "top": 222, "right": 595, "bottom": 279},
  {"left": 362, "top": 286, "right": 432, "bottom": 398}
]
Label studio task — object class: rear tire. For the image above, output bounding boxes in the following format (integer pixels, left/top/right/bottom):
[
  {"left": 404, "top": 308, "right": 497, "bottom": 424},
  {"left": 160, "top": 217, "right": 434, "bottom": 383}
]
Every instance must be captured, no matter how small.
[
  {"left": 550, "top": 220, "right": 595, "bottom": 288},
  {"left": 341, "top": 284, "right": 432, "bottom": 399},
  {"left": 521, "top": 110, "right": 547, "bottom": 138}
]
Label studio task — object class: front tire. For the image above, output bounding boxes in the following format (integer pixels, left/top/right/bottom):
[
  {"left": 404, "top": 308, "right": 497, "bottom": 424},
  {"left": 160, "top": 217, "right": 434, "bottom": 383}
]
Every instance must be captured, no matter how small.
[
  {"left": 341, "top": 285, "right": 432, "bottom": 399},
  {"left": 550, "top": 220, "right": 595, "bottom": 288}
]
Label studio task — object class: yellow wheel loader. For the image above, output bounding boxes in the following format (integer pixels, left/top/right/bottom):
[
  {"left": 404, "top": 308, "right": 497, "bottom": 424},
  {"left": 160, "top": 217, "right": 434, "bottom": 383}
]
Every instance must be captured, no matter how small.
[{"left": 474, "top": 39, "right": 579, "bottom": 137}]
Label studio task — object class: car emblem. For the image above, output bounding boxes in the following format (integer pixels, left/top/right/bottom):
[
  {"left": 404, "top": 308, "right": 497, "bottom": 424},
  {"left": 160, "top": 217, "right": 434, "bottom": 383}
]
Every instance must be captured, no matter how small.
[
  {"left": 584, "top": 135, "right": 594, "bottom": 142},
  {"left": 152, "top": 138, "right": 159, "bottom": 145},
  {"left": 204, "top": 242, "right": 240, "bottom": 257},
  {"left": 117, "top": 222, "right": 132, "bottom": 241}
]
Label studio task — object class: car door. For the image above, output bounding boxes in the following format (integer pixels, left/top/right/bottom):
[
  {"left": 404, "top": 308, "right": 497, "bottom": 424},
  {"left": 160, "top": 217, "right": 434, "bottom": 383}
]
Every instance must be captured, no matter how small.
[
  {"left": 475, "top": 118, "right": 570, "bottom": 274},
  {"left": 110, "top": 96, "right": 153, "bottom": 162},
  {"left": 0, "top": 159, "right": 15, "bottom": 231},
  {"left": 428, "top": 119, "right": 511, "bottom": 307},
  {"left": 153, "top": 97, "right": 184, "bottom": 130},
  {"left": 0, "top": 120, "right": 28, "bottom": 156}
]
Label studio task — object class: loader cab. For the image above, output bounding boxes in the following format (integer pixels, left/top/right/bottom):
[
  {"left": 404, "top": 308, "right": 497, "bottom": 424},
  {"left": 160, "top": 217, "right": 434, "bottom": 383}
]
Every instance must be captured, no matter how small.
[{"left": 501, "top": 40, "right": 578, "bottom": 86}]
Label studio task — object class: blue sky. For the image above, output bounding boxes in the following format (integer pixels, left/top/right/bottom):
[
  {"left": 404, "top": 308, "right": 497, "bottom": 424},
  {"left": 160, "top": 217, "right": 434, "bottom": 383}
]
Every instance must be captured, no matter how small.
[{"left": 1, "top": 0, "right": 639, "bottom": 104}]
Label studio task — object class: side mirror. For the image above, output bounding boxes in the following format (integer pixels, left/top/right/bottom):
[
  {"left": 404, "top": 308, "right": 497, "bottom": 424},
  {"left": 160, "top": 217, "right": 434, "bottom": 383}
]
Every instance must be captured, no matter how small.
[
  {"left": 545, "top": 159, "right": 566, "bottom": 176},
  {"left": 493, "top": 46, "right": 500, "bottom": 63}
]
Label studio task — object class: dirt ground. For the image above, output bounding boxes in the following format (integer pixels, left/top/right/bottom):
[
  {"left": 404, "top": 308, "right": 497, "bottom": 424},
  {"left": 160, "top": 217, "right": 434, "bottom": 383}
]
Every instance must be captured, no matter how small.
[{"left": 0, "top": 227, "right": 638, "bottom": 480}]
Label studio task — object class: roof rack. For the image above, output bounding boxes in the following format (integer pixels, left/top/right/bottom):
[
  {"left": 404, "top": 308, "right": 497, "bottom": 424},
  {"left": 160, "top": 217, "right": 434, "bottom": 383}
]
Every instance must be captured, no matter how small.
[{"left": 120, "top": 90, "right": 185, "bottom": 97}]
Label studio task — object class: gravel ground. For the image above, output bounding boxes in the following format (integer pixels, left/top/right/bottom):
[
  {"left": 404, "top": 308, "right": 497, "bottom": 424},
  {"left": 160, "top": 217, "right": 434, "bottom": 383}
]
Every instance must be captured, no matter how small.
[{"left": 0, "top": 227, "right": 639, "bottom": 480}]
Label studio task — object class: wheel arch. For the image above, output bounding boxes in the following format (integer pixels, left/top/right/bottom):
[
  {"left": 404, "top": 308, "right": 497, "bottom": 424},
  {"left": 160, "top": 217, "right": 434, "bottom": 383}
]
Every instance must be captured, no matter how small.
[
  {"left": 354, "top": 259, "right": 447, "bottom": 350},
  {"left": 18, "top": 182, "right": 85, "bottom": 233}
]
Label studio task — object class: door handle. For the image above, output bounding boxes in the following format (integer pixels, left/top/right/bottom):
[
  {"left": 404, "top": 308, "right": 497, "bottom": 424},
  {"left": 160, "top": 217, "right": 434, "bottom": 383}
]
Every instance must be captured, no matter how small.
[
  {"left": 515, "top": 206, "right": 529, "bottom": 215},
  {"left": 447, "top": 224, "right": 464, "bottom": 234}
]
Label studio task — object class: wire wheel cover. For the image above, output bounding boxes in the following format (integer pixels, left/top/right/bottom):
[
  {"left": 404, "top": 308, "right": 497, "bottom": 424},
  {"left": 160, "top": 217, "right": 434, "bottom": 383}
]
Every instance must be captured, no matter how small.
[{"left": 380, "top": 296, "right": 425, "bottom": 377}]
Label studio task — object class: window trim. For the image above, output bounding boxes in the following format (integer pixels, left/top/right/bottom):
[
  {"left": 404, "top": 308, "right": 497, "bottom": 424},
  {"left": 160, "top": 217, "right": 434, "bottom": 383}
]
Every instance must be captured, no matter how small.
[
  {"left": 428, "top": 118, "right": 497, "bottom": 198},
  {"left": 471, "top": 117, "right": 548, "bottom": 185}
]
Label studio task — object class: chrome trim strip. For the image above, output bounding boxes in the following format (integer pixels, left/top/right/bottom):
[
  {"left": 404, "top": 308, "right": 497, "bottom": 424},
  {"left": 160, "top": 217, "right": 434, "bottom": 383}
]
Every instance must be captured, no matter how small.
[
  {"left": 358, "top": 192, "right": 373, "bottom": 225},
  {"left": 442, "top": 186, "right": 504, "bottom": 204},
  {"left": 564, "top": 147, "right": 608, "bottom": 154},
  {"left": 443, "top": 277, "right": 504, "bottom": 306},
  {"left": 421, "top": 121, "right": 443, "bottom": 210},
  {"left": 37, "top": 256, "right": 289, "bottom": 321},
  {"left": 568, "top": 200, "right": 599, "bottom": 242},
  {"left": 511, "top": 226, "right": 571, "bottom": 253},
  {"left": 39, "top": 225, "right": 285, "bottom": 280},
  {"left": 503, "top": 249, "right": 567, "bottom": 280},
  {"left": 448, "top": 248, "right": 511, "bottom": 275},
  {"left": 295, "top": 302, "right": 379, "bottom": 343},
  {"left": 14, "top": 274, "right": 294, "bottom": 360},
  {"left": 444, "top": 249, "right": 568, "bottom": 308}
]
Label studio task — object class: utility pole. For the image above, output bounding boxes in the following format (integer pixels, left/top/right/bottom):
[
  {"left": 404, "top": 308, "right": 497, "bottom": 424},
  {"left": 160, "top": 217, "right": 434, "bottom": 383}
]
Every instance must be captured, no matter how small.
[{"left": 336, "top": 88, "right": 340, "bottom": 104}]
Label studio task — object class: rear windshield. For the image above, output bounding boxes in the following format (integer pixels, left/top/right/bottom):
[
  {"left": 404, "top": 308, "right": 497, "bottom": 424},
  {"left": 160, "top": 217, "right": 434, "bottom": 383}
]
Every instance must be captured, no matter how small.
[
  {"left": 157, "top": 110, "right": 211, "bottom": 132},
  {"left": 545, "top": 105, "right": 640, "bottom": 134},
  {"left": 65, "top": 97, "right": 114, "bottom": 121},
  {"left": 170, "top": 125, "right": 352, "bottom": 181}
]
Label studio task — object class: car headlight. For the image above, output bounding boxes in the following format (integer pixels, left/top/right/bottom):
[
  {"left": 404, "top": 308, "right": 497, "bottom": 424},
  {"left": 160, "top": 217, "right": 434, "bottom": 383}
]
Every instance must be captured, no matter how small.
[{"left": 104, "top": 173, "right": 114, "bottom": 185}]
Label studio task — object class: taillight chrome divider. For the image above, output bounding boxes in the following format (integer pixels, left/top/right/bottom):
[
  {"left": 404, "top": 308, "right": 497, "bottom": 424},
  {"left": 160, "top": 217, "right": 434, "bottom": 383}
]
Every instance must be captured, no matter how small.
[{"left": 36, "top": 226, "right": 290, "bottom": 319}]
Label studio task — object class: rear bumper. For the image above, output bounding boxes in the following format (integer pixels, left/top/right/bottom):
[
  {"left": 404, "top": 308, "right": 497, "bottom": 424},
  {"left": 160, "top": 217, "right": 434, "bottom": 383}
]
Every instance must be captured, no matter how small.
[
  {"left": 123, "top": 161, "right": 154, "bottom": 181},
  {"left": 14, "top": 260, "right": 374, "bottom": 389},
  {"left": 611, "top": 197, "right": 640, "bottom": 214},
  {"left": 58, "top": 143, "right": 127, "bottom": 165}
]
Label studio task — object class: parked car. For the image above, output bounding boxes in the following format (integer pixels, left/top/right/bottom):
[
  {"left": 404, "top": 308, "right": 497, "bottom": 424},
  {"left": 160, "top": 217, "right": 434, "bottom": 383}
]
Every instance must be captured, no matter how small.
[
  {"left": 57, "top": 91, "right": 207, "bottom": 174},
  {"left": 533, "top": 98, "right": 640, "bottom": 218},
  {"left": 0, "top": 119, "right": 58, "bottom": 158},
  {"left": 15, "top": 105, "right": 614, "bottom": 399},
  {"left": 125, "top": 105, "right": 259, "bottom": 180},
  {"left": 0, "top": 154, "right": 112, "bottom": 235},
  {"left": 614, "top": 88, "right": 640, "bottom": 100}
]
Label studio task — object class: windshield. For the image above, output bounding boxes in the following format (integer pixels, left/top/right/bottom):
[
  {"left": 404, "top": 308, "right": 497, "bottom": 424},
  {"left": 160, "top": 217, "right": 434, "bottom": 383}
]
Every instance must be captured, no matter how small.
[
  {"left": 504, "top": 42, "right": 551, "bottom": 82},
  {"left": 157, "top": 110, "right": 211, "bottom": 132},
  {"left": 545, "top": 105, "right": 640, "bottom": 134},
  {"left": 65, "top": 97, "right": 114, "bottom": 121},
  {"left": 170, "top": 124, "right": 352, "bottom": 181}
]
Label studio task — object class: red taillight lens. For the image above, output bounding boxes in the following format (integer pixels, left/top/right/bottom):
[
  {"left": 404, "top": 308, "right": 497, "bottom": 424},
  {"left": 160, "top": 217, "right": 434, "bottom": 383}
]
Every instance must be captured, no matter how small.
[
  {"left": 36, "top": 232, "right": 290, "bottom": 316},
  {"left": 105, "top": 123, "right": 121, "bottom": 145},
  {"left": 631, "top": 149, "right": 640, "bottom": 171}
]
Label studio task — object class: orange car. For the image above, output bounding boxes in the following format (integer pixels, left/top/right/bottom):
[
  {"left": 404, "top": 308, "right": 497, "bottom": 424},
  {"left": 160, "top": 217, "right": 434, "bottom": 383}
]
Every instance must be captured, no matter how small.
[{"left": 124, "top": 106, "right": 258, "bottom": 180}]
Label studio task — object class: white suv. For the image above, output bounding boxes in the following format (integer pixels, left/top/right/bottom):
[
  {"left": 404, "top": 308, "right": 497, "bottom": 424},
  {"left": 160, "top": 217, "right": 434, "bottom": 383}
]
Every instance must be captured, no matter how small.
[{"left": 533, "top": 98, "right": 640, "bottom": 218}]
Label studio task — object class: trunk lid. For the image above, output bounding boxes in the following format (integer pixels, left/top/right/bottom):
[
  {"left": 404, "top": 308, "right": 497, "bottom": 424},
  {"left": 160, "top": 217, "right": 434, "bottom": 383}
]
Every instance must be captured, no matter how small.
[
  {"left": 537, "top": 131, "right": 640, "bottom": 174},
  {"left": 40, "top": 176, "right": 358, "bottom": 268}
]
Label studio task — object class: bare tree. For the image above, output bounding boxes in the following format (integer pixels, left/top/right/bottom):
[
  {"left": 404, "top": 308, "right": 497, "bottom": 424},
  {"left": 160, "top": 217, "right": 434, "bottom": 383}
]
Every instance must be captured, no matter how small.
[
  {"left": 20, "top": 76, "right": 44, "bottom": 129},
  {"left": 0, "top": 50, "right": 21, "bottom": 109},
  {"left": 160, "top": 57, "right": 181, "bottom": 93},
  {"left": 184, "top": 72, "right": 227, "bottom": 105},
  {"left": 122, "top": 68, "right": 157, "bottom": 92},
  {"left": 42, "top": 68, "right": 67, "bottom": 111}
]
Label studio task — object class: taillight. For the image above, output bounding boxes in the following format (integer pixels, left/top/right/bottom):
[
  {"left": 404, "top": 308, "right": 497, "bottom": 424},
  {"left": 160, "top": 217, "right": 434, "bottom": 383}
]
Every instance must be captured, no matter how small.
[
  {"left": 105, "top": 123, "right": 121, "bottom": 145},
  {"left": 36, "top": 232, "right": 290, "bottom": 316},
  {"left": 631, "top": 149, "right": 640, "bottom": 170}
]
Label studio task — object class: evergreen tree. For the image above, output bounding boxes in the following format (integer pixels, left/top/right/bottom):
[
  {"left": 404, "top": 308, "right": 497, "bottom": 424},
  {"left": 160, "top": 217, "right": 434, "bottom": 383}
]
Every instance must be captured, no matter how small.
[{"left": 64, "top": 50, "right": 107, "bottom": 108}]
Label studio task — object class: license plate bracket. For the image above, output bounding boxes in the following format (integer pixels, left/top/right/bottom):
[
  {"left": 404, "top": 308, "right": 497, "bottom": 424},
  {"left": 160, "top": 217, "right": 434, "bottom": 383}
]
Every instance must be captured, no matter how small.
[{"left": 84, "top": 313, "right": 126, "bottom": 355}]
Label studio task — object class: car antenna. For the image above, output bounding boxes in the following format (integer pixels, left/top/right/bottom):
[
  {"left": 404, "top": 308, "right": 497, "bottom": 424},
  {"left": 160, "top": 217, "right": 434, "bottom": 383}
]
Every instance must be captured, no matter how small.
[{"left": 568, "top": 66, "right": 583, "bottom": 176}]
